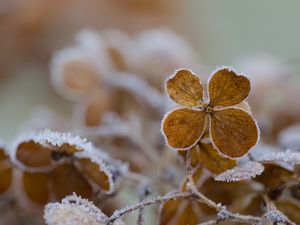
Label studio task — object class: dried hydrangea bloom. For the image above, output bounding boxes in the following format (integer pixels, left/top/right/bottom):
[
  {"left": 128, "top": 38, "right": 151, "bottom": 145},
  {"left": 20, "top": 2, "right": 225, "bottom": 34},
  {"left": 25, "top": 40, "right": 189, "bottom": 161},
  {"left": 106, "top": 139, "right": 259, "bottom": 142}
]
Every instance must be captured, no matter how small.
[
  {"left": 9, "top": 129, "right": 125, "bottom": 204},
  {"left": 162, "top": 67, "right": 259, "bottom": 158},
  {"left": 44, "top": 193, "right": 124, "bottom": 225},
  {"left": 0, "top": 141, "right": 12, "bottom": 195}
]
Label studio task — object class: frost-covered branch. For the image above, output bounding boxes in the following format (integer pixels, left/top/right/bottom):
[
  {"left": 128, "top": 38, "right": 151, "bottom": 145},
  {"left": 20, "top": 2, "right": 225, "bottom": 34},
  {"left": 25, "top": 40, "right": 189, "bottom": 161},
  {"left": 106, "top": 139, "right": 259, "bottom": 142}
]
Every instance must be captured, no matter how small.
[{"left": 104, "top": 192, "right": 192, "bottom": 224}]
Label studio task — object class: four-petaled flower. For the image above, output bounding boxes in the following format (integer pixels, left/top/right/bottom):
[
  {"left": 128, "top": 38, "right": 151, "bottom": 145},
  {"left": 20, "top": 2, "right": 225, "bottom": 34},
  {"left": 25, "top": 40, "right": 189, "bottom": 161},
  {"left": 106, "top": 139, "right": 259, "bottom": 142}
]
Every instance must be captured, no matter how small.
[{"left": 162, "top": 67, "right": 259, "bottom": 158}]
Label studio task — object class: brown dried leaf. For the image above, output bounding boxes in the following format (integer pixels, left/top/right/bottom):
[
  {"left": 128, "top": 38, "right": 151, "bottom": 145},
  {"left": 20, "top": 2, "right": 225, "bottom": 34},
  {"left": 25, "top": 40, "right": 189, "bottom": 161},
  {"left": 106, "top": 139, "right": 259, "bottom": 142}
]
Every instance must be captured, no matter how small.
[
  {"left": 166, "top": 69, "right": 203, "bottom": 107},
  {"left": 159, "top": 197, "right": 181, "bottom": 225},
  {"left": 210, "top": 108, "right": 259, "bottom": 158},
  {"left": 23, "top": 171, "right": 50, "bottom": 204},
  {"left": 159, "top": 198, "right": 202, "bottom": 225},
  {"left": 208, "top": 68, "right": 250, "bottom": 107},
  {"left": 16, "top": 141, "right": 52, "bottom": 167},
  {"left": 77, "top": 158, "right": 111, "bottom": 192},
  {"left": 198, "top": 143, "right": 237, "bottom": 174},
  {"left": 177, "top": 203, "right": 200, "bottom": 225},
  {"left": 255, "top": 163, "right": 293, "bottom": 189},
  {"left": 162, "top": 108, "right": 206, "bottom": 149},
  {"left": 200, "top": 178, "right": 256, "bottom": 214},
  {"left": 276, "top": 198, "right": 300, "bottom": 224},
  {"left": 50, "top": 163, "right": 92, "bottom": 201}
]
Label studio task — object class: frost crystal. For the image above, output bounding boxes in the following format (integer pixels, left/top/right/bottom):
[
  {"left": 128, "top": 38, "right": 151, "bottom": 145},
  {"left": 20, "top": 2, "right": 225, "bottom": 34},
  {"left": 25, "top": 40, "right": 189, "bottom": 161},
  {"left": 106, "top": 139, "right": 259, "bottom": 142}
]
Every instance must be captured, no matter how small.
[
  {"left": 258, "top": 149, "right": 300, "bottom": 165},
  {"left": 44, "top": 193, "right": 124, "bottom": 225},
  {"left": 215, "top": 161, "right": 264, "bottom": 182},
  {"left": 263, "top": 209, "right": 295, "bottom": 225}
]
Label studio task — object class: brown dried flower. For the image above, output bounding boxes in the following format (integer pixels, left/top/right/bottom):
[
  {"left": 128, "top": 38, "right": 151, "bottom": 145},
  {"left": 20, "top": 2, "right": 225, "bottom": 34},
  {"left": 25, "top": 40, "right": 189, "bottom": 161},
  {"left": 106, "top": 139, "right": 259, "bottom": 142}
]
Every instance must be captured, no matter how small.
[
  {"left": 162, "top": 67, "right": 259, "bottom": 158},
  {"left": 9, "top": 130, "right": 125, "bottom": 204}
]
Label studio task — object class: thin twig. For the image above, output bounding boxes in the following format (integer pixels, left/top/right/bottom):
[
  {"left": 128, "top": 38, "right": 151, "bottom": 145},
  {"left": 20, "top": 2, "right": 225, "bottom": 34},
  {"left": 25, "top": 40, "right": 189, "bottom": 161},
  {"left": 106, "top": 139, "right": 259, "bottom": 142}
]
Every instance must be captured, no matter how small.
[{"left": 105, "top": 192, "right": 192, "bottom": 224}]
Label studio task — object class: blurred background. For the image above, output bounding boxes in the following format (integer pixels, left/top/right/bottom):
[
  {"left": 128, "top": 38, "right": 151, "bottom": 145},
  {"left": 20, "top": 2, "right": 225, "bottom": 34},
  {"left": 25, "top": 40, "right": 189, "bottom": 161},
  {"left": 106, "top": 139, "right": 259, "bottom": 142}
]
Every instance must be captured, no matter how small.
[{"left": 1, "top": 0, "right": 300, "bottom": 141}]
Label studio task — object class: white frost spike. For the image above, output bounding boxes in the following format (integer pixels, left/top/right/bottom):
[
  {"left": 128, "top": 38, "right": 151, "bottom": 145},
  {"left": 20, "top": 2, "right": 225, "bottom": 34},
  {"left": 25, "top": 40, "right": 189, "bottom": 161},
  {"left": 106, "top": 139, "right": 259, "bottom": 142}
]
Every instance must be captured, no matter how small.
[
  {"left": 215, "top": 161, "right": 264, "bottom": 182},
  {"left": 258, "top": 149, "right": 300, "bottom": 165},
  {"left": 44, "top": 193, "right": 124, "bottom": 225}
]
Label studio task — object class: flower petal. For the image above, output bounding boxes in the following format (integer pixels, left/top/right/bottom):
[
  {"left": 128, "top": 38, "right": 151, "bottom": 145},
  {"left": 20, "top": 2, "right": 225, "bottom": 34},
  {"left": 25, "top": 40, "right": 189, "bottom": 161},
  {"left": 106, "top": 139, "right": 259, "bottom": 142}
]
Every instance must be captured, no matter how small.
[
  {"left": 208, "top": 68, "right": 250, "bottom": 107},
  {"left": 210, "top": 108, "right": 259, "bottom": 158},
  {"left": 166, "top": 70, "right": 203, "bottom": 107},
  {"left": 16, "top": 141, "right": 52, "bottom": 168},
  {"left": 162, "top": 108, "right": 206, "bottom": 149},
  {"left": 82, "top": 89, "right": 114, "bottom": 127},
  {"left": 0, "top": 168, "right": 12, "bottom": 194},
  {"left": 50, "top": 163, "right": 92, "bottom": 201},
  {"left": 23, "top": 171, "right": 50, "bottom": 204},
  {"left": 198, "top": 143, "right": 237, "bottom": 174},
  {"left": 77, "top": 158, "right": 112, "bottom": 193},
  {"left": 50, "top": 49, "right": 99, "bottom": 101}
]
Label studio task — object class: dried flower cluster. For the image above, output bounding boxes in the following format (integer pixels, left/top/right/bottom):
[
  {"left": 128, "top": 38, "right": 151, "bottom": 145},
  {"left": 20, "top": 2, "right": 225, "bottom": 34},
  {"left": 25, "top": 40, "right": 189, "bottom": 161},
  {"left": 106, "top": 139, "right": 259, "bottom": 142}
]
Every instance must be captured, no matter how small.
[{"left": 0, "top": 28, "right": 300, "bottom": 225}]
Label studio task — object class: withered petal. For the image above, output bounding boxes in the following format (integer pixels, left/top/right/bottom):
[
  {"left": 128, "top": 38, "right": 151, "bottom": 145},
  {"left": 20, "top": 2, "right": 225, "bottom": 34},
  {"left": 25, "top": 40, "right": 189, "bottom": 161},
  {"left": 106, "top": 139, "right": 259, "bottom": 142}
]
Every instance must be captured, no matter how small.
[
  {"left": 166, "top": 69, "right": 203, "bottom": 107},
  {"left": 77, "top": 158, "right": 112, "bottom": 193},
  {"left": 50, "top": 163, "right": 92, "bottom": 201},
  {"left": 208, "top": 68, "right": 250, "bottom": 107},
  {"left": 198, "top": 143, "right": 237, "bottom": 174},
  {"left": 159, "top": 197, "right": 181, "bottom": 225},
  {"left": 210, "top": 108, "right": 259, "bottom": 158},
  {"left": 0, "top": 167, "right": 12, "bottom": 194},
  {"left": 22, "top": 171, "right": 50, "bottom": 204},
  {"left": 177, "top": 203, "right": 200, "bottom": 225},
  {"left": 16, "top": 141, "right": 52, "bottom": 168},
  {"left": 162, "top": 108, "right": 206, "bottom": 149}
]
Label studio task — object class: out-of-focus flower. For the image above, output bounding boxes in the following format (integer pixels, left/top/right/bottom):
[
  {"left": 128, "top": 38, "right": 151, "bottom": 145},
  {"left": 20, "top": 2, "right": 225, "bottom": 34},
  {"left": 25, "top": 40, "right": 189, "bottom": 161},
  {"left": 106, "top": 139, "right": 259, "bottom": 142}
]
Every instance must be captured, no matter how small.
[
  {"left": 9, "top": 129, "right": 126, "bottom": 204},
  {"left": 50, "top": 28, "right": 201, "bottom": 127}
]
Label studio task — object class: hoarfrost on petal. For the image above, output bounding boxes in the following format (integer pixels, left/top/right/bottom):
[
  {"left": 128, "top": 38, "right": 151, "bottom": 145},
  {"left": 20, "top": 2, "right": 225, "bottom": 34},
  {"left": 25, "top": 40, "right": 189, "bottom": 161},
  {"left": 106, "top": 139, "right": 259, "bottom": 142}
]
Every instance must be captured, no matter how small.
[
  {"left": 44, "top": 193, "right": 111, "bottom": 225},
  {"left": 215, "top": 161, "right": 264, "bottom": 182}
]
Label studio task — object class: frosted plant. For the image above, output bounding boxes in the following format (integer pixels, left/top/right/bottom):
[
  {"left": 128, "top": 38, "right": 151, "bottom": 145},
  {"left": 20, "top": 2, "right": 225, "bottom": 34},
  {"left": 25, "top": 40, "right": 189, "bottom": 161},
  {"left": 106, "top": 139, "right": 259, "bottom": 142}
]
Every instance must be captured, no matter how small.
[
  {"left": 44, "top": 193, "right": 124, "bottom": 225},
  {"left": 8, "top": 129, "right": 126, "bottom": 204},
  {"left": 215, "top": 161, "right": 264, "bottom": 182},
  {"left": 257, "top": 149, "right": 300, "bottom": 166}
]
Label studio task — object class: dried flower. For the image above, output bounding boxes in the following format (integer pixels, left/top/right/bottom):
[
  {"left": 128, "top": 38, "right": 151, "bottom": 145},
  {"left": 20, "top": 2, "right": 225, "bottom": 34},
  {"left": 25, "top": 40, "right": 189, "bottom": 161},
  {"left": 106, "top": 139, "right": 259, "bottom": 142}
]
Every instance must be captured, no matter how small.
[
  {"left": 162, "top": 67, "right": 259, "bottom": 158},
  {"left": 9, "top": 129, "right": 125, "bottom": 204},
  {"left": 44, "top": 193, "right": 124, "bottom": 225}
]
